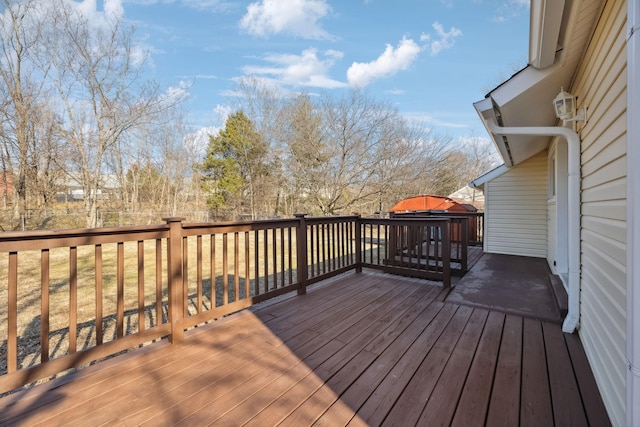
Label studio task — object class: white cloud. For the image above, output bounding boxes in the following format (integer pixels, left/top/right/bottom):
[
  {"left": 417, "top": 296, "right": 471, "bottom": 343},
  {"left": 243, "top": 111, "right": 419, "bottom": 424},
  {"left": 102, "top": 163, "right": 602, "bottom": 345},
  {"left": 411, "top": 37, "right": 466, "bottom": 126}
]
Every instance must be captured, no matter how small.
[
  {"left": 240, "top": 0, "right": 334, "bottom": 40},
  {"left": 104, "top": 0, "right": 124, "bottom": 19},
  {"left": 76, "top": 0, "right": 124, "bottom": 22},
  {"left": 195, "top": 74, "right": 219, "bottom": 80},
  {"left": 213, "top": 104, "right": 232, "bottom": 125},
  {"left": 185, "top": 126, "right": 219, "bottom": 155},
  {"left": 385, "top": 89, "right": 405, "bottom": 95},
  {"left": 243, "top": 48, "right": 346, "bottom": 89},
  {"left": 494, "top": 0, "right": 530, "bottom": 22},
  {"left": 159, "top": 80, "right": 191, "bottom": 106},
  {"left": 404, "top": 112, "right": 469, "bottom": 129},
  {"left": 427, "top": 22, "right": 462, "bottom": 56},
  {"left": 127, "top": 0, "right": 234, "bottom": 10},
  {"left": 346, "top": 37, "right": 421, "bottom": 88}
]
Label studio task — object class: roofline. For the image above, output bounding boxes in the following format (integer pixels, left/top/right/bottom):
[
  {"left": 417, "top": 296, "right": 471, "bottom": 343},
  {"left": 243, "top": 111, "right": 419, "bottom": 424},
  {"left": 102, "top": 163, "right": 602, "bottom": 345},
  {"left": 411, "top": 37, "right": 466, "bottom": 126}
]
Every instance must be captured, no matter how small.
[{"left": 468, "top": 164, "right": 510, "bottom": 188}]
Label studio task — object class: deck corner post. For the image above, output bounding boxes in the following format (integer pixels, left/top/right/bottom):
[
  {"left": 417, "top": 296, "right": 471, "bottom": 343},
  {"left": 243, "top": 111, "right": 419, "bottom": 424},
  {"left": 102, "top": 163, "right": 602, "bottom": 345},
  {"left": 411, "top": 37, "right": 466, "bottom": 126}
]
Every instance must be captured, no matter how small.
[
  {"left": 355, "top": 215, "right": 362, "bottom": 273},
  {"left": 441, "top": 219, "right": 452, "bottom": 289},
  {"left": 461, "top": 217, "right": 469, "bottom": 272},
  {"left": 294, "top": 214, "right": 308, "bottom": 295},
  {"left": 164, "top": 217, "right": 186, "bottom": 343}
]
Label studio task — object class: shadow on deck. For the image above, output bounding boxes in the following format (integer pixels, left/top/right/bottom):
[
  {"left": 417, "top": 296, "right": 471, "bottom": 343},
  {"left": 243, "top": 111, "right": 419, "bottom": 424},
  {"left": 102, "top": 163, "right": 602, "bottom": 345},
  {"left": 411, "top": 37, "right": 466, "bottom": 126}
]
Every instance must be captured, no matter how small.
[{"left": 0, "top": 269, "right": 609, "bottom": 426}]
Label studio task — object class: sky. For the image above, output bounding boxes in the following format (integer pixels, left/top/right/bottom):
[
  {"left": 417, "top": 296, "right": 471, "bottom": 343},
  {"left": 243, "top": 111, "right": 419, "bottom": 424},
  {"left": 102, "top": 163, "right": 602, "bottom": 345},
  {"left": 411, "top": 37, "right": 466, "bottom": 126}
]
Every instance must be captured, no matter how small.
[{"left": 94, "top": 0, "right": 531, "bottom": 146}]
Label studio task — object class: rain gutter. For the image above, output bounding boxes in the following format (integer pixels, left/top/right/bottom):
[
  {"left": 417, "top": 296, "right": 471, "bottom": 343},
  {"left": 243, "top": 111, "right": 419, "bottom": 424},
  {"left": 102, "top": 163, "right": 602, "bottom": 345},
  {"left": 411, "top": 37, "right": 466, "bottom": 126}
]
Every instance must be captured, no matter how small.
[
  {"left": 484, "top": 118, "right": 580, "bottom": 333},
  {"left": 627, "top": 0, "right": 640, "bottom": 425}
]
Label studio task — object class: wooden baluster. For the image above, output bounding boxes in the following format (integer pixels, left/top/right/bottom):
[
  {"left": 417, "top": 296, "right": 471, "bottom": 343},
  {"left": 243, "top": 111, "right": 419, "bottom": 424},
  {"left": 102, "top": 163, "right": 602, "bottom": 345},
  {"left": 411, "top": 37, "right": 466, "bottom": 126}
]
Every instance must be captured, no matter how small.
[
  {"left": 294, "top": 214, "right": 308, "bottom": 295},
  {"left": 96, "top": 244, "right": 103, "bottom": 344},
  {"left": 197, "top": 235, "right": 203, "bottom": 313},
  {"left": 41, "top": 249, "right": 50, "bottom": 363},
  {"left": 69, "top": 246, "right": 78, "bottom": 352},
  {"left": 223, "top": 233, "right": 229, "bottom": 303},
  {"left": 234, "top": 232, "right": 240, "bottom": 300},
  {"left": 7, "top": 252, "right": 17, "bottom": 373},
  {"left": 116, "top": 242, "right": 124, "bottom": 339},
  {"left": 138, "top": 240, "right": 145, "bottom": 331},
  {"left": 155, "top": 239, "right": 162, "bottom": 326},
  {"left": 245, "top": 231, "right": 250, "bottom": 297}
]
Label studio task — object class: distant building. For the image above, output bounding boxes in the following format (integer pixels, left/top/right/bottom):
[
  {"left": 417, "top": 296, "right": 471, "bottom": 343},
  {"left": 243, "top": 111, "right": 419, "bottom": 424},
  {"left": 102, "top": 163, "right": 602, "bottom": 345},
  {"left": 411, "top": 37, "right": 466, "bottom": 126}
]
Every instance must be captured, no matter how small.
[
  {"left": 389, "top": 194, "right": 478, "bottom": 213},
  {"left": 447, "top": 186, "right": 484, "bottom": 211},
  {"left": 0, "top": 172, "right": 14, "bottom": 198}
]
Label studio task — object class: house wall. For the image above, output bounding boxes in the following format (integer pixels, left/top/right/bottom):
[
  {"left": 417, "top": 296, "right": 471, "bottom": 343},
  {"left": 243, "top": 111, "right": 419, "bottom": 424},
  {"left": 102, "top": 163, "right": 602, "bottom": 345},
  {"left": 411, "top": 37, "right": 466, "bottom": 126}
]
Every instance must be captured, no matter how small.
[
  {"left": 547, "top": 145, "right": 557, "bottom": 273},
  {"left": 548, "top": 140, "right": 569, "bottom": 278},
  {"left": 571, "top": 0, "right": 627, "bottom": 424},
  {"left": 483, "top": 150, "right": 548, "bottom": 258},
  {"left": 547, "top": 201, "right": 557, "bottom": 272}
]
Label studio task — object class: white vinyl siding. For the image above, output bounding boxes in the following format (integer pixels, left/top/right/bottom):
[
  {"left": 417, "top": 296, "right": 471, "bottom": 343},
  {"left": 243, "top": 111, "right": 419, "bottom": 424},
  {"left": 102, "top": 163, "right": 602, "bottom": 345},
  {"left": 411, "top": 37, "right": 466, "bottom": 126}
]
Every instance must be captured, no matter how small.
[
  {"left": 484, "top": 150, "right": 548, "bottom": 258},
  {"left": 547, "top": 201, "right": 557, "bottom": 273},
  {"left": 547, "top": 145, "right": 558, "bottom": 273},
  {"left": 571, "top": 0, "right": 627, "bottom": 424}
]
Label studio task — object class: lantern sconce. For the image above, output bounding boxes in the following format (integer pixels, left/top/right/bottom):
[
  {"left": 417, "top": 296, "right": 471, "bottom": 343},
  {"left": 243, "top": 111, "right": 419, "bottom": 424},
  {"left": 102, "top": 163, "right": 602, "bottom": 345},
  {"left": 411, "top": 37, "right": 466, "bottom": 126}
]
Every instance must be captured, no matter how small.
[{"left": 553, "top": 87, "right": 586, "bottom": 125}]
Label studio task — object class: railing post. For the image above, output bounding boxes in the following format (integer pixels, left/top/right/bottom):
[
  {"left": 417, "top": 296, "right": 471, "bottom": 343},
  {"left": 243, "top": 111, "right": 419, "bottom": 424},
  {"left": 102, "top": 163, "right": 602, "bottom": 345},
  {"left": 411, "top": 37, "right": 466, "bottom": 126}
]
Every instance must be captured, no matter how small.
[
  {"left": 460, "top": 217, "right": 469, "bottom": 271},
  {"left": 441, "top": 219, "right": 451, "bottom": 289},
  {"left": 388, "top": 222, "right": 398, "bottom": 264},
  {"left": 164, "top": 217, "right": 185, "bottom": 344},
  {"left": 355, "top": 216, "right": 362, "bottom": 272},
  {"left": 294, "top": 214, "right": 308, "bottom": 295}
]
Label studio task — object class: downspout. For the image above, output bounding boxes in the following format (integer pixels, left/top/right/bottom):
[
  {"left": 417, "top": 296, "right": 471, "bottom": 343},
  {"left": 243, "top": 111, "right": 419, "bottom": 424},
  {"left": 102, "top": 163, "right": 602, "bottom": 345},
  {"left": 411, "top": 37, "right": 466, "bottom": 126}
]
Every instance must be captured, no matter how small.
[
  {"left": 485, "top": 118, "right": 580, "bottom": 333},
  {"left": 627, "top": 0, "right": 640, "bottom": 425}
]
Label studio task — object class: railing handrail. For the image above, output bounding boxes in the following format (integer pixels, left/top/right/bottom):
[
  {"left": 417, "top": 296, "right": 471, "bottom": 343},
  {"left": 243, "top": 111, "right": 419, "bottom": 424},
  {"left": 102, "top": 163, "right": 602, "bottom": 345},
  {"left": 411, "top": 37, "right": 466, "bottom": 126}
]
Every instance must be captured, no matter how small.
[{"left": 0, "top": 214, "right": 456, "bottom": 394}]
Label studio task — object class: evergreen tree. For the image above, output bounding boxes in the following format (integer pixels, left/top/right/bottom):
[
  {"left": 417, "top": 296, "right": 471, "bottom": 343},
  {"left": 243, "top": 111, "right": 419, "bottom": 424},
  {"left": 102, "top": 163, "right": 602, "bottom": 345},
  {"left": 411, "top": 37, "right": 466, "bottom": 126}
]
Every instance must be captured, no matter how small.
[{"left": 200, "top": 111, "right": 268, "bottom": 219}]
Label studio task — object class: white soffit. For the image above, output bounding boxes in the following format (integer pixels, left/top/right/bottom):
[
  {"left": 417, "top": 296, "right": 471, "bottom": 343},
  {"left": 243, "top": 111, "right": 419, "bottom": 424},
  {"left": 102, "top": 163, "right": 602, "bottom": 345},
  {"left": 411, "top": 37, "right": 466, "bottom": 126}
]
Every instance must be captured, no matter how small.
[
  {"left": 472, "top": 64, "right": 571, "bottom": 168},
  {"left": 473, "top": 0, "right": 601, "bottom": 171}
]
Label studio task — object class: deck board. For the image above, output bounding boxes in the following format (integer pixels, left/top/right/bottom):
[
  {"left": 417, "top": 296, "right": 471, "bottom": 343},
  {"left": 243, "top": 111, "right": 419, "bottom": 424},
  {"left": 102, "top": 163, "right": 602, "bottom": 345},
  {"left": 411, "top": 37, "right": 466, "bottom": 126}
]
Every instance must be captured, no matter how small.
[
  {"left": 543, "top": 321, "right": 588, "bottom": 426},
  {"left": 0, "top": 270, "right": 611, "bottom": 426},
  {"left": 381, "top": 304, "right": 474, "bottom": 426},
  {"left": 521, "top": 318, "right": 554, "bottom": 427},
  {"left": 450, "top": 310, "right": 504, "bottom": 426},
  {"left": 416, "top": 308, "right": 489, "bottom": 426}
]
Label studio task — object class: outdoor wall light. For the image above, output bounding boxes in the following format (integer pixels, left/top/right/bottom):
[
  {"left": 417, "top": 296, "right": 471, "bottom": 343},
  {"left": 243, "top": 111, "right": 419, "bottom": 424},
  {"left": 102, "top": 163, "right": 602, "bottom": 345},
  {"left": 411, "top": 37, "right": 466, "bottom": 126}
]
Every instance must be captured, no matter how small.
[{"left": 553, "top": 87, "right": 586, "bottom": 125}]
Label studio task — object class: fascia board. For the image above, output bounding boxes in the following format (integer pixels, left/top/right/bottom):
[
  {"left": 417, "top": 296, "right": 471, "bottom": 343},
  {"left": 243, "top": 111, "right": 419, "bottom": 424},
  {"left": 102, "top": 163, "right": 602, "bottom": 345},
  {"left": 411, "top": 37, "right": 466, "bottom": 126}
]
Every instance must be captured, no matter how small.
[
  {"left": 469, "top": 164, "right": 510, "bottom": 188},
  {"left": 473, "top": 98, "right": 513, "bottom": 167}
]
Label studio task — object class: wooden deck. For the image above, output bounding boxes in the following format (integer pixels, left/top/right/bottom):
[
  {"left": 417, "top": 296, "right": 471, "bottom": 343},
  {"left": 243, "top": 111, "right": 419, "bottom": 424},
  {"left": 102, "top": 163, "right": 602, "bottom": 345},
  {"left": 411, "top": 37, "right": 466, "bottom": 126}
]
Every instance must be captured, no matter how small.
[{"left": 0, "top": 271, "right": 610, "bottom": 426}]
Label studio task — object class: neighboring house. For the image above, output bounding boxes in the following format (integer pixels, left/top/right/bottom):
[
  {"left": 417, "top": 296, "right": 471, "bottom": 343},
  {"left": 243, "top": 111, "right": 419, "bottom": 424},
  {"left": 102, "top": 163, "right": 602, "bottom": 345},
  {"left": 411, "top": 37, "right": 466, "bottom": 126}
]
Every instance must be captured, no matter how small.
[
  {"left": 447, "top": 186, "right": 485, "bottom": 211},
  {"left": 469, "top": 0, "right": 638, "bottom": 425},
  {"left": 0, "top": 172, "right": 14, "bottom": 198},
  {"left": 59, "top": 174, "right": 120, "bottom": 201},
  {"left": 389, "top": 194, "right": 478, "bottom": 213}
]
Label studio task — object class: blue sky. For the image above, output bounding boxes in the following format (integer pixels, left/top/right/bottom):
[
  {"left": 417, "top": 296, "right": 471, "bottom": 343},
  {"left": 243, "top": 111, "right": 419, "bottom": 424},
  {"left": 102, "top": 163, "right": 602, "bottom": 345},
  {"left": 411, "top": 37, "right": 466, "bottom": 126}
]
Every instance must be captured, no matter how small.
[{"left": 113, "top": 0, "right": 530, "bottom": 143}]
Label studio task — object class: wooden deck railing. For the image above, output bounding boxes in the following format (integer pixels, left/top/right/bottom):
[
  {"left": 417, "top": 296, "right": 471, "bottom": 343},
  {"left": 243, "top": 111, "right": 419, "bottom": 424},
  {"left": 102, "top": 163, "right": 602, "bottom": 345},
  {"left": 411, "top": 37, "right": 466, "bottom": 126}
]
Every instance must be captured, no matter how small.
[
  {"left": 0, "top": 215, "right": 451, "bottom": 394},
  {"left": 390, "top": 211, "right": 484, "bottom": 246},
  {"left": 359, "top": 218, "right": 451, "bottom": 286}
]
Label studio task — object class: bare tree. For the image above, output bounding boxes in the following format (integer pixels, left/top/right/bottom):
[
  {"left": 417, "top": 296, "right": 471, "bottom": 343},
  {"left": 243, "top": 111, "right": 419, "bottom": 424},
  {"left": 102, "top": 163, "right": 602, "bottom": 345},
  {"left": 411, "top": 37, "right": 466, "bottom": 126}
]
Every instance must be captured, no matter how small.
[
  {"left": 282, "top": 93, "right": 326, "bottom": 215},
  {"left": 371, "top": 121, "right": 447, "bottom": 213},
  {"left": 155, "top": 108, "right": 200, "bottom": 216},
  {"left": 308, "top": 91, "right": 438, "bottom": 215},
  {"left": 42, "top": 0, "right": 174, "bottom": 227},
  {"left": 27, "top": 101, "right": 66, "bottom": 211},
  {"left": 280, "top": 91, "right": 453, "bottom": 216},
  {"left": 0, "top": 0, "right": 55, "bottom": 219},
  {"left": 422, "top": 135, "right": 499, "bottom": 197},
  {"left": 233, "top": 76, "right": 288, "bottom": 216}
]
